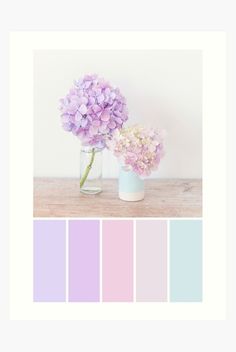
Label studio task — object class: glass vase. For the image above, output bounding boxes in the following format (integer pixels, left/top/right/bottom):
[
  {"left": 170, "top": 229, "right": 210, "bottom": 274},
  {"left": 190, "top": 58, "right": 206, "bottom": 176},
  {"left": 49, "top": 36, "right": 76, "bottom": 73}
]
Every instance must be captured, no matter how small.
[
  {"left": 119, "top": 167, "right": 144, "bottom": 201},
  {"left": 80, "top": 146, "right": 102, "bottom": 194}
]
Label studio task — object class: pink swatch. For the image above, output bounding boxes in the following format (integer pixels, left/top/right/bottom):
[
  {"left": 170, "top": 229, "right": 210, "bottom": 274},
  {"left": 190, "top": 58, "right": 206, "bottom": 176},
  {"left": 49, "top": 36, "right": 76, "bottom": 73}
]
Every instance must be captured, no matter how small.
[{"left": 102, "top": 220, "right": 133, "bottom": 302}]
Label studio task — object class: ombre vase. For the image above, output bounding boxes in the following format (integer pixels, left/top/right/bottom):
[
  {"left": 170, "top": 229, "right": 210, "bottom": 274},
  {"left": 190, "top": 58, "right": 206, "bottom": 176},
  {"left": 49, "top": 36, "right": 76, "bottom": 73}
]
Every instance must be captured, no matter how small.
[
  {"left": 80, "top": 146, "right": 102, "bottom": 194},
  {"left": 118, "top": 167, "right": 144, "bottom": 201}
]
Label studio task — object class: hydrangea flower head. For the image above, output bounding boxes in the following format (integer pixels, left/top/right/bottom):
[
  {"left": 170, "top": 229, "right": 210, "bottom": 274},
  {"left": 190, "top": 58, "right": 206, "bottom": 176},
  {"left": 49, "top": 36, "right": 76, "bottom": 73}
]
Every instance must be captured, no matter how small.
[
  {"left": 59, "top": 74, "right": 128, "bottom": 149},
  {"left": 108, "top": 124, "right": 165, "bottom": 177}
]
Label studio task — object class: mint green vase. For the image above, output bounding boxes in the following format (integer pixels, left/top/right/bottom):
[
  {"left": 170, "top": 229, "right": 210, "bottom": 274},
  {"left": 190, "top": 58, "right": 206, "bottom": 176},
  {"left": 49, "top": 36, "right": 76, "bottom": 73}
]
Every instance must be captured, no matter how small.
[{"left": 119, "top": 167, "right": 144, "bottom": 201}]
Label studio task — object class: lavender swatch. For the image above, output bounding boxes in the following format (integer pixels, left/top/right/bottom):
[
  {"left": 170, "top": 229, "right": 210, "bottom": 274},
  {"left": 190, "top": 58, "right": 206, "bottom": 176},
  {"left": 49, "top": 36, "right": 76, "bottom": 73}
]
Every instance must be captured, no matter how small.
[
  {"left": 69, "top": 220, "right": 100, "bottom": 302},
  {"left": 33, "top": 220, "right": 66, "bottom": 302}
]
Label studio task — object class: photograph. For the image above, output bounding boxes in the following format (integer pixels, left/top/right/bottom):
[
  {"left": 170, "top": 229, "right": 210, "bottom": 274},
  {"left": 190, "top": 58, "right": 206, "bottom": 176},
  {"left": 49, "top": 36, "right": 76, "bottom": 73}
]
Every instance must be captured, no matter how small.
[
  {"left": 9, "top": 30, "right": 227, "bottom": 323},
  {"left": 4, "top": 3, "right": 231, "bottom": 351},
  {"left": 33, "top": 49, "right": 202, "bottom": 217},
  {"left": 2, "top": 0, "right": 233, "bottom": 347}
]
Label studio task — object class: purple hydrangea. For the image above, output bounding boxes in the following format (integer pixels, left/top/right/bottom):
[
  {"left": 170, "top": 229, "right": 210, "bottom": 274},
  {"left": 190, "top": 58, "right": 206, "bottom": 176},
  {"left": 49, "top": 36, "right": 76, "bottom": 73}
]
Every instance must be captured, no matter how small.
[{"left": 59, "top": 74, "right": 128, "bottom": 149}]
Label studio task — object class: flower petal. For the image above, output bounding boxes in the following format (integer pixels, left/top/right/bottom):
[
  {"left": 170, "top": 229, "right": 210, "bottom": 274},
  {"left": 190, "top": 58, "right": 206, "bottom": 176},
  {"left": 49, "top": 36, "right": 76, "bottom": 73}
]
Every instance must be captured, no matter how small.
[
  {"left": 89, "top": 96, "right": 95, "bottom": 105},
  {"left": 79, "top": 104, "right": 87, "bottom": 115},
  {"left": 75, "top": 111, "right": 82, "bottom": 122},
  {"left": 92, "top": 104, "right": 102, "bottom": 113},
  {"left": 100, "top": 111, "right": 110, "bottom": 122},
  {"left": 61, "top": 114, "right": 70, "bottom": 123},
  {"left": 92, "top": 119, "right": 101, "bottom": 127},
  {"left": 81, "top": 118, "right": 88, "bottom": 127},
  {"left": 79, "top": 96, "right": 88, "bottom": 105},
  {"left": 108, "top": 121, "right": 116, "bottom": 129},
  {"left": 97, "top": 94, "right": 105, "bottom": 104},
  {"left": 63, "top": 122, "right": 73, "bottom": 131}
]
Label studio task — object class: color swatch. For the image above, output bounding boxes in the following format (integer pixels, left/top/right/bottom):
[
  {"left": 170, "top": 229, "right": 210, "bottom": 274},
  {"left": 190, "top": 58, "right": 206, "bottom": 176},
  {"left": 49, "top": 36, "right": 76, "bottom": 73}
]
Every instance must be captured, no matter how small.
[
  {"left": 33, "top": 220, "right": 66, "bottom": 302},
  {"left": 102, "top": 220, "right": 133, "bottom": 301},
  {"left": 170, "top": 220, "right": 202, "bottom": 301},
  {"left": 33, "top": 219, "right": 202, "bottom": 303},
  {"left": 69, "top": 220, "right": 100, "bottom": 302},
  {"left": 136, "top": 220, "right": 167, "bottom": 301}
]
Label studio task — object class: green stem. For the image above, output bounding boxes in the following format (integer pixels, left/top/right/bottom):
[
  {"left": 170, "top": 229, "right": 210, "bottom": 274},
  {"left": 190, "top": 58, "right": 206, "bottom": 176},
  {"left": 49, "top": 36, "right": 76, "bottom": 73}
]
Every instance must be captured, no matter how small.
[{"left": 80, "top": 148, "right": 96, "bottom": 189}]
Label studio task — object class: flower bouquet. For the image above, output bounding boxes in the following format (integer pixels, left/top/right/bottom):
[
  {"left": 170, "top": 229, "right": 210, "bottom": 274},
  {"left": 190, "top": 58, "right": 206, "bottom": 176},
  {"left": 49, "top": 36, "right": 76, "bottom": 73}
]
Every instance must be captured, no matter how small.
[
  {"left": 108, "top": 125, "right": 165, "bottom": 201},
  {"left": 59, "top": 74, "right": 128, "bottom": 194}
]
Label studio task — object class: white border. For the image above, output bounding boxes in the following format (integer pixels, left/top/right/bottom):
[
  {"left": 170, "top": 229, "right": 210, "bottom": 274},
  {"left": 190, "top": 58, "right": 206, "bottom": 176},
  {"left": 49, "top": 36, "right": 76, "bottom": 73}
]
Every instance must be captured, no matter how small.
[{"left": 9, "top": 31, "right": 226, "bottom": 320}]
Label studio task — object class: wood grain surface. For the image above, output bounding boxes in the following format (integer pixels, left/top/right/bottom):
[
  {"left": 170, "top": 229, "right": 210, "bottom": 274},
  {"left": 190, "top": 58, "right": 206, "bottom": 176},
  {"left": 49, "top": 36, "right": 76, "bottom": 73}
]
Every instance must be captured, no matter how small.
[{"left": 34, "top": 178, "right": 202, "bottom": 218}]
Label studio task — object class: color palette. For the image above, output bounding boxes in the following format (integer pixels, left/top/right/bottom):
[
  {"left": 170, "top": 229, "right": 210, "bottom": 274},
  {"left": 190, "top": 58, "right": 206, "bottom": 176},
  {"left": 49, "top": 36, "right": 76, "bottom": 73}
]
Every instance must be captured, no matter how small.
[{"left": 33, "top": 219, "right": 202, "bottom": 303}]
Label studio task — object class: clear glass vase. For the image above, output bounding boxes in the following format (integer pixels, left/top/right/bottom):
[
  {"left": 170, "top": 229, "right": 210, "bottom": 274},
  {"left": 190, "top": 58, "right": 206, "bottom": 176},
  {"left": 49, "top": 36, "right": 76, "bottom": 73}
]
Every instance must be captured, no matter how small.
[{"left": 80, "top": 146, "right": 102, "bottom": 194}]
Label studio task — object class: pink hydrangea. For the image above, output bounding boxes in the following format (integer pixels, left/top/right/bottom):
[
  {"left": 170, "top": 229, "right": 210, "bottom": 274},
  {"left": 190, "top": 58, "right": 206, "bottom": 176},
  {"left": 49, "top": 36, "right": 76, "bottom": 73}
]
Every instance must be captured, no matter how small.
[
  {"left": 108, "top": 125, "right": 165, "bottom": 177},
  {"left": 59, "top": 74, "right": 128, "bottom": 149}
]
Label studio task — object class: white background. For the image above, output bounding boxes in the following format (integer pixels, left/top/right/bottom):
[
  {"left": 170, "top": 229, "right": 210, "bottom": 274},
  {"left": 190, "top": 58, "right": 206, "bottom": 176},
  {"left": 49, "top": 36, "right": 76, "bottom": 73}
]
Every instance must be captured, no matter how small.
[
  {"left": 34, "top": 50, "right": 202, "bottom": 178},
  {"left": 10, "top": 30, "right": 226, "bottom": 337},
  {"left": 0, "top": 2, "right": 235, "bottom": 352},
  {"left": 10, "top": 32, "right": 226, "bottom": 322}
]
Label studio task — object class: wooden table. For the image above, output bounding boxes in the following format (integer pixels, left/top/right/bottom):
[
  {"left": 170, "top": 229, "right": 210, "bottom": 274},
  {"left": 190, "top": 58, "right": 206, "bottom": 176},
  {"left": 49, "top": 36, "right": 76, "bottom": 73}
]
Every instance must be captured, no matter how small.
[{"left": 34, "top": 178, "right": 202, "bottom": 218}]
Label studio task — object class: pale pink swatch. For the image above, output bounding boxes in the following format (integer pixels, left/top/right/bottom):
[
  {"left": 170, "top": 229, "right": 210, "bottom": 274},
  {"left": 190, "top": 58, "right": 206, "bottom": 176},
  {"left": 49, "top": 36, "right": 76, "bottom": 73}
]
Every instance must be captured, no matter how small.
[
  {"left": 102, "top": 220, "right": 133, "bottom": 302},
  {"left": 136, "top": 220, "right": 167, "bottom": 301}
]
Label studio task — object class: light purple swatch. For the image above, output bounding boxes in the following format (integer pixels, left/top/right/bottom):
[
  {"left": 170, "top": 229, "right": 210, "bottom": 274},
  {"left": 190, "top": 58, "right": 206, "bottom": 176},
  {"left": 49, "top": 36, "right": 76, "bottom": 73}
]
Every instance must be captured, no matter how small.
[
  {"left": 136, "top": 220, "right": 167, "bottom": 301},
  {"left": 33, "top": 220, "right": 66, "bottom": 302},
  {"left": 69, "top": 220, "right": 100, "bottom": 302}
]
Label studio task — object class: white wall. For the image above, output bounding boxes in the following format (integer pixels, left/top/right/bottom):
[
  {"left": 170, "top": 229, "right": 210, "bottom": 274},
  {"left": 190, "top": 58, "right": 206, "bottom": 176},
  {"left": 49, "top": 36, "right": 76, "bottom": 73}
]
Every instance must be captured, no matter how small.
[{"left": 34, "top": 50, "right": 202, "bottom": 178}]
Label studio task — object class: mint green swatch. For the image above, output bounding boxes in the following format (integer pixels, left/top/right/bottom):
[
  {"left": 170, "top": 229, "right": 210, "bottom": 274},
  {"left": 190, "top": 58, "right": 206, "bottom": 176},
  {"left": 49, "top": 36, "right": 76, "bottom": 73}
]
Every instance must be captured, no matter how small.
[{"left": 170, "top": 220, "right": 202, "bottom": 302}]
